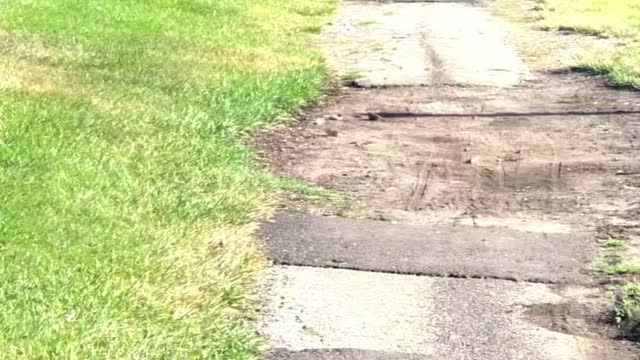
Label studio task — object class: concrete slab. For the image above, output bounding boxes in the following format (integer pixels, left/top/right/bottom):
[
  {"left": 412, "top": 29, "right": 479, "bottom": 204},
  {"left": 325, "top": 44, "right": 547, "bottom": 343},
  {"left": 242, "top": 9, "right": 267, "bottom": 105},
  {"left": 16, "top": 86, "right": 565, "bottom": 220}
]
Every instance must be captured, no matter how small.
[
  {"left": 259, "top": 266, "right": 618, "bottom": 360},
  {"left": 261, "top": 214, "right": 595, "bottom": 284},
  {"left": 321, "top": 1, "right": 527, "bottom": 87},
  {"left": 421, "top": 3, "right": 527, "bottom": 86}
]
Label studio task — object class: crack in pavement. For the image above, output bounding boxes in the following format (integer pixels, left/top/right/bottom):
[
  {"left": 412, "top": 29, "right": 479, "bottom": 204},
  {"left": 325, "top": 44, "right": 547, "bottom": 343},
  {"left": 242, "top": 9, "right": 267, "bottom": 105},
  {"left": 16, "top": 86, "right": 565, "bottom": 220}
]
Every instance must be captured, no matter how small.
[
  {"left": 267, "top": 261, "right": 553, "bottom": 284},
  {"left": 361, "top": 109, "right": 640, "bottom": 119}
]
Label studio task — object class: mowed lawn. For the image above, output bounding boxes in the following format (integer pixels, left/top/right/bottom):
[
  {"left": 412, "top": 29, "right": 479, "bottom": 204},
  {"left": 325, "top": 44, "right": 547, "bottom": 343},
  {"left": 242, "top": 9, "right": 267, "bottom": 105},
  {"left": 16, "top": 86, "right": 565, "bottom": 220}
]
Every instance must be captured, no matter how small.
[
  {"left": 0, "top": 0, "right": 335, "bottom": 358},
  {"left": 540, "top": 0, "right": 640, "bottom": 87}
]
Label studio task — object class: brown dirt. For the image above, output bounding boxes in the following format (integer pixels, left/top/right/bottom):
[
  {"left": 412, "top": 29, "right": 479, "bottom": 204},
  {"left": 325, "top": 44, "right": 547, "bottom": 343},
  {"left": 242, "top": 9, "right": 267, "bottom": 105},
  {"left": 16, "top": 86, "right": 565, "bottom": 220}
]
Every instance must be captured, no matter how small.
[
  {"left": 523, "top": 284, "right": 623, "bottom": 340},
  {"left": 256, "top": 74, "right": 640, "bottom": 229}
]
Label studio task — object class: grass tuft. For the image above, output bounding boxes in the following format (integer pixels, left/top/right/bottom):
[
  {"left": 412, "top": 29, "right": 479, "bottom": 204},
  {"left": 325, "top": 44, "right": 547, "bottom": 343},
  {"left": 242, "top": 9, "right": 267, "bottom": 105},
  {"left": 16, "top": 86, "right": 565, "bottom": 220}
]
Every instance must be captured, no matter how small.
[
  {"left": 602, "top": 264, "right": 640, "bottom": 276},
  {"left": 605, "top": 239, "right": 626, "bottom": 248},
  {"left": 614, "top": 283, "right": 640, "bottom": 337}
]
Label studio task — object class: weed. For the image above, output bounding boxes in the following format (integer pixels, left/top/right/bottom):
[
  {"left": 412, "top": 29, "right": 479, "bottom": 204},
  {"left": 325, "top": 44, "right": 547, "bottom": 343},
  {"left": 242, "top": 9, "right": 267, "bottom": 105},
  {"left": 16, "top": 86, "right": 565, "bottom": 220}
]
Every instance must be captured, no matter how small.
[
  {"left": 602, "top": 264, "right": 640, "bottom": 276},
  {"left": 614, "top": 283, "right": 640, "bottom": 336}
]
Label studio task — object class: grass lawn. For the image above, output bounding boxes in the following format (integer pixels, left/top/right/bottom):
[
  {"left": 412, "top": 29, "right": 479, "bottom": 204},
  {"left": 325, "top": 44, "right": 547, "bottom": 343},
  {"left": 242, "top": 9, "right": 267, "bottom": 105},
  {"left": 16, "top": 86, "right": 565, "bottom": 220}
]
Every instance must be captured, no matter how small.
[
  {"left": 0, "top": 0, "right": 335, "bottom": 358},
  {"left": 539, "top": 0, "right": 640, "bottom": 87}
]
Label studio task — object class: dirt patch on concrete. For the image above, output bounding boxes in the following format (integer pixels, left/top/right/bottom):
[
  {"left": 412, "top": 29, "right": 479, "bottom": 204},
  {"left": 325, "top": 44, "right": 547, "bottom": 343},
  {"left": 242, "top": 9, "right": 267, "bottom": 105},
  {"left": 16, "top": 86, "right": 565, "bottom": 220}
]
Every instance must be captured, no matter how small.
[{"left": 255, "top": 75, "right": 640, "bottom": 227}]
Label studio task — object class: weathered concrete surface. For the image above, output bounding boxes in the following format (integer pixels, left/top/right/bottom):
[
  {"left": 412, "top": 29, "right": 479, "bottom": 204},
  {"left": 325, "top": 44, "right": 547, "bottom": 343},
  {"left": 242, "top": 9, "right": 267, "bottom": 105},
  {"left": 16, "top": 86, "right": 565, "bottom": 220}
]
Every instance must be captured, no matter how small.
[
  {"left": 260, "top": 266, "right": 439, "bottom": 355},
  {"left": 256, "top": 80, "right": 640, "bottom": 226},
  {"left": 259, "top": 266, "right": 636, "bottom": 360},
  {"left": 322, "top": 1, "right": 526, "bottom": 87},
  {"left": 261, "top": 213, "right": 595, "bottom": 284}
]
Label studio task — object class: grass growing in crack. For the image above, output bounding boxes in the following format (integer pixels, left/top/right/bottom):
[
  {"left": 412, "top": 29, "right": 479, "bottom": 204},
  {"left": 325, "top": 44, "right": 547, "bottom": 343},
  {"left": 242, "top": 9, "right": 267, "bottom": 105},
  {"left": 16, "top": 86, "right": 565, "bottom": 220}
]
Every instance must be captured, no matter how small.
[
  {"left": 341, "top": 71, "right": 363, "bottom": 82},
  {"left": 602, "top": 264, "right": 640, "bottom": 276},
  {"left": 541, "top": 0, "right": 640, "bottom": 39},
  {"left": 614, "top": 283, "right": 640, "bottom": 336},
  {"left": 606, "top": 239, "right": 626, "bottom": 248},
  {"left": 0, "top": 0, "right": 336, "bottom": 358},
  {"left": 596, "top": 235, "right": 640, "bottom": 334},
  {"left": 534, "top": 0, "right": 640, "bottom": 87},
  {"left": 598, "top": 237, "right": 640, "bottom": 275}
]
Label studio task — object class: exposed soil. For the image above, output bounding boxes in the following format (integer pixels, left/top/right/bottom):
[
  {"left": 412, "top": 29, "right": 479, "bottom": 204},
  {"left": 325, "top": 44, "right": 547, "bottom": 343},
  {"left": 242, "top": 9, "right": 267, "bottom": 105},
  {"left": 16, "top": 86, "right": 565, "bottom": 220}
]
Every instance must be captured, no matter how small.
[
  {"left": 256, "top": 75, "right": 640, "bottom": 229},
  {"left": 526, "top": 302, "right": 618, "bottom": 339}
]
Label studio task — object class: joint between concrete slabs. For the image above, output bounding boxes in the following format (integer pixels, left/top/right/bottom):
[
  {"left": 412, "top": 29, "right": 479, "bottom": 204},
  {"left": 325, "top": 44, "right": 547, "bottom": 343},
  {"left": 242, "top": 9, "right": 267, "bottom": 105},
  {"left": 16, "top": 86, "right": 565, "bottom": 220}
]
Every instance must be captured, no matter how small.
[{"left": 270, "top": 261, "right": 563, "bottom": 285}]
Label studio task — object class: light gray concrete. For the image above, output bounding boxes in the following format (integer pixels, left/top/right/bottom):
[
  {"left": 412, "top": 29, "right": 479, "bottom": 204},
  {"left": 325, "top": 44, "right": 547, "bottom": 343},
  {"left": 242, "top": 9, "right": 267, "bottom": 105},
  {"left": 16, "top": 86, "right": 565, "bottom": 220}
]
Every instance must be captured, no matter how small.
[
  {"left": 421, "top": 2, "right": 527, "bottom": 86},
  {"left": 260, "top": 266, "right": 438, "bottom": 355},
  {"left": 321, "top": 1, "right": 527, "bottom": 87},
  {"left": 259, "top": 266, "right": 601, "bottom": 360}
]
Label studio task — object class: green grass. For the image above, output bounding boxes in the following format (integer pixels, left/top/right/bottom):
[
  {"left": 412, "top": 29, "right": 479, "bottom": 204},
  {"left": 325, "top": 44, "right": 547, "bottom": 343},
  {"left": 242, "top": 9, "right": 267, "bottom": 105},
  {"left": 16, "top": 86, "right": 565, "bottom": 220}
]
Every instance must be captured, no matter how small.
[
  {"left": 598, "top": 237, "right": 640, "bottom": 275},
  {"left": 601, "top": 264, "right": 640, "bottom": 276},
  {"left": 341, "top": 71, "right": 363, "bottom": 82},
  {"left": 605, "top": 239, "right": 626, "bottom": 248},
  {"left": 0, "top": 0, "right": 336, "bottom": 358},
  {"left": 538, "top": 0, "right": 640, "bottom": 87},
  {"left": 614, "top": 283, "right": 640, "bottom": 336}
]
